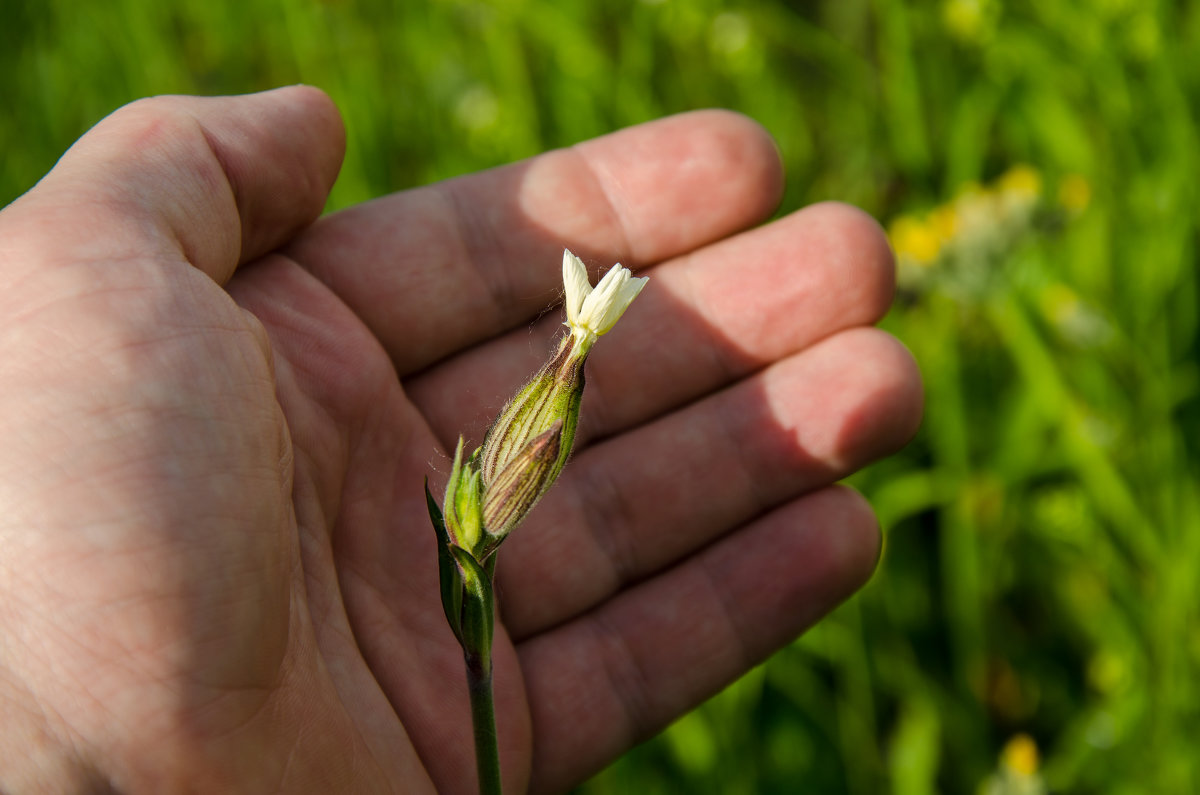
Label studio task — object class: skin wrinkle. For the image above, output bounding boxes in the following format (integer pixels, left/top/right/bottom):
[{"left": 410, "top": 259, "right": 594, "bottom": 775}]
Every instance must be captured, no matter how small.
[
  {"left": 7, "top": 604, "right": 167, "bottom": 755},
  {"left": 232, "top": 255, "right": 378, "bottom": 465},
  {"left": 331, "top": 565, "right": 453, "bottom": 786},
  {"left": 567, "top": 144, "right": 636, "bottom": 270},
  {"left": 283, "top": 497, "right": 417, "bottom": 794},
  {"left": 570, "top": 450, "right": 646, "bottom": 591},
  {"left": 439, "top": 180, "right": 519, "bottom": 333},
  {"left": 112, "top": 101, "right": 241, "bottom": 277},
  {"left": 694, "top": 536, "right": 761, "bottom": 676},
  {"left": 190, "top": 115, "right": 244, "bottom": 273},
  {"left": 578, "top": 610, "right": 650, "bottom": 750},
  {"left": 1, "top": 258, "right": 144, "bottom": 318},
  {"left": 711, "top": 376, "right": 775, "bottom": 523},
  {"left": 676, "top": 251, "right": 758, "bottom": 387},
  {"left": 0, "top": 674, "right": 106, "bottom": 791}
]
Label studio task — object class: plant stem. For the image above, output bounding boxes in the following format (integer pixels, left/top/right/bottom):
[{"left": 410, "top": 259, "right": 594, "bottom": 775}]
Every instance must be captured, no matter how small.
[{"left": 466, "top": 650, "right": 502, "bottom": 795}]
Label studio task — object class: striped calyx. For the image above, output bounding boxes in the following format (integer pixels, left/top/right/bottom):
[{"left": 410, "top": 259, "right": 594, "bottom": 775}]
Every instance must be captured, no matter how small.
[{"left": 482, "top": 419, "right": 563, "bottom": 542}]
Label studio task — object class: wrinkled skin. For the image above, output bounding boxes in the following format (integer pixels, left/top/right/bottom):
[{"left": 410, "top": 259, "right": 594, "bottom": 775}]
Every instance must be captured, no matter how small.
[{"left": 0, "top": 87, "right": 922, "bottom": 793}]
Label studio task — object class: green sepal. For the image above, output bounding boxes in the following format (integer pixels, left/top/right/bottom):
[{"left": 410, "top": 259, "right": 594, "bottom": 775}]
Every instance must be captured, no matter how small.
[
  {"left": 450, "top": 544, "right": 495, "bottom": 662},
  {"left": 444, "top": 438, "right": 484, "bottom": 554},
  {"left": 426, "top": 477, "right": 465, "bottom": 646}
]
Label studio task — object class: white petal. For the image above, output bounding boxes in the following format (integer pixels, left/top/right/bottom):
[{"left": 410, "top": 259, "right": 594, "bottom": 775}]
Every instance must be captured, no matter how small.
[
  {"left": 562, "top": 249, "right": 591, "bottom": 327},
  {"left": 579, "top": 264, "right": 624, "bottom": 326},
  {"left": 579, "top": 264, "right": 647, "bottom": 335},
  {"left": 598, "top": 272, "right": 647, "bottom": 332}
]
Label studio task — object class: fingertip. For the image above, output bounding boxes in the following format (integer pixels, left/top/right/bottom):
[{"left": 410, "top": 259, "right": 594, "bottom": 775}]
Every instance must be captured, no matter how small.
[
  {"left": 272, "top": 85, "right": 346, "bottom": 184},
  {"left": 795, "top": 201, "right": 897, "bottom": 323},
  {"left": 684, "top": 108, "right": 786, "bottom": 218},
  {"left": 840, "top": 329, "right": 924, "bottom": 461},
  {"left": 202, "top": 86, "right": 346, "bottom": 263},
  {"left": 573, "top": 109, "right": 785, "bottom": 264},
  {"left": 818, "top": 484, "right": 884, "bottom": 592},
  {"left": 881, "top": 334, "right": 925, "bottom": 447}
]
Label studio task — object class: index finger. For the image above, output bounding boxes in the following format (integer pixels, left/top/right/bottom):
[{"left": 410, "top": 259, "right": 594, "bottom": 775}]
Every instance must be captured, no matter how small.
[{"left": 284, "top": 110, "right": 783, "bottom": 375}]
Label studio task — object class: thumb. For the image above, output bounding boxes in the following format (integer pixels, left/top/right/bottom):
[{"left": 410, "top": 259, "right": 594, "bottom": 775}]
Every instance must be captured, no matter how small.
[{"left": 0, "top": 85, "right": 345, "bottom": 284}]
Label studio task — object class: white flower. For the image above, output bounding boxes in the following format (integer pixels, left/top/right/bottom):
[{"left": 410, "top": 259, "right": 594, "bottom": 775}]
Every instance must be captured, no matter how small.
[{"left": 562, "top": 249, "right": 648, "bottom": 348}]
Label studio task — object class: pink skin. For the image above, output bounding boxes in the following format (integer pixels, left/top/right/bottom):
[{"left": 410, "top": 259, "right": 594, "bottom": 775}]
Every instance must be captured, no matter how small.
[{"left": 0, "top": 87, "right": 922, "bottom": 793}]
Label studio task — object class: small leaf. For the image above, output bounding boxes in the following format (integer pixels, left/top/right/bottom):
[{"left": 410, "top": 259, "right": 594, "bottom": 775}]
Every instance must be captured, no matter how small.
[{"left": 427, "top": 478, "right": 465, "bottom": 645}]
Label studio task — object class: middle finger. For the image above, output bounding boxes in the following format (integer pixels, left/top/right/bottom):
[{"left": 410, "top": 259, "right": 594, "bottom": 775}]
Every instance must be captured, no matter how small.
[{"left": 406, "top": 201, "right": 896, "bottom": 452}]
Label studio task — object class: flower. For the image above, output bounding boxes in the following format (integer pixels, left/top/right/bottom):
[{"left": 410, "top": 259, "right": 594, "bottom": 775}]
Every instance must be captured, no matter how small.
[
  {"left": 471, "top": 249, "right": 647, "bottom": 553},
  {"left": 426, "top": 248, "right": 648, "bottom": 791},
  {"left": 563, "top": 249, "right": 648, "bottom": 351}
]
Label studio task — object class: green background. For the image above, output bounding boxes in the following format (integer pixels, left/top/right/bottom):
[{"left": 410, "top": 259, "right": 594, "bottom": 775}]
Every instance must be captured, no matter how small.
[{"left": 3, "top": 0, "right": 1198, "bottom": 792}]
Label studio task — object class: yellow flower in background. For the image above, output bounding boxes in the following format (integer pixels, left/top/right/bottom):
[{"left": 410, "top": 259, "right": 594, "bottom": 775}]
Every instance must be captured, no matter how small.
[
  {"left": 886, "top": 163, "right": 1090, "bottom": 297},
  {"left": 995, "top": 165, "right": 1043, "bottom": 222},
  {"left": 982, "top": 733, "right": 1047, "bottom": 795},
  {"left": 997, "top": 164, "right": 1043, "bottom": 200},
  {"left": 929, "top": 204, "right": 959, "bottom": 242},
  {"left": 889, "top": 214, "right": 943, "bottom": 266},
  {"left": 1002, "top": 733, "right": 1040, "bottom": 777}
]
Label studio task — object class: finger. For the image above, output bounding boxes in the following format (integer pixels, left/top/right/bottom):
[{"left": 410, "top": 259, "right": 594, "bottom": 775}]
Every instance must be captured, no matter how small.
[
  {"left": 406, "top": 202, "right": 896, "bottom": 449},
  {"left": 519, "top": 484, "right": 880, "bottom": 794},
  {"left": 496, "top": 327, "right": 921, "bottom": 638},
  {"left": 0, "top": 86, "right": 344, "bottom": 283},
  {"left": 285, "top": 109, "right": 783, "bottom": 374}
]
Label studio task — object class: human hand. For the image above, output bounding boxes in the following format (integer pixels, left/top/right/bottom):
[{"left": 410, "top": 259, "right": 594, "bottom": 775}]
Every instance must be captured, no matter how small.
[{"left": 0, "top": 87, "right": 921, "bottom": 793}]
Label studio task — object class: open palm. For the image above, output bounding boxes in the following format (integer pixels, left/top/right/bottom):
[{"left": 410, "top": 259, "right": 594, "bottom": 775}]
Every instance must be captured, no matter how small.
[{"left": 0, "top": 88, "right": 920, "bottom": 793}]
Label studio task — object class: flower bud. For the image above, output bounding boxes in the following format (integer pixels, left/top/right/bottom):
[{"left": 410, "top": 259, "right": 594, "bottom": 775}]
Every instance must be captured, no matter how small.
[
  {"left": 456, "top": 250, "right": 647, "bottom": 553},
  {"left": 443, "top": 437, "right": 484, "bottom": 553},
  {"left": 480, "top": 338, "right": 581, "bottom": 490},
  {"left": 482, "top": 420, "right": 563, "bottom": 546}
]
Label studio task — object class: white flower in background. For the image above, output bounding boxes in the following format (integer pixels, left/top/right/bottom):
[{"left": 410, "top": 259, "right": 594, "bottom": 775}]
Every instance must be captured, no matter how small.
[{"left": 563, "top": 249, "right": 648, "bottom": 350}]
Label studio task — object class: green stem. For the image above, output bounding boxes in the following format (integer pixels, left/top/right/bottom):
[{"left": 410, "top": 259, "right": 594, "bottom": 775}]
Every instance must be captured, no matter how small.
[{"left": 466, "top": 650, "right": 502, "bottom": 795}]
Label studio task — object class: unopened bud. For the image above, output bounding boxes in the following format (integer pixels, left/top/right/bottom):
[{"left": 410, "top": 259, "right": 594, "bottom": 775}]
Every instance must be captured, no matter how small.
[
  {"left": 443, "top": 437, "right": 484, "bottom": 553},
  {"left": 482, "top": 420, "right": 563, "bottom": 548},
  {"left": 480, "top": 339, "right": 581, "bottom": 489}
]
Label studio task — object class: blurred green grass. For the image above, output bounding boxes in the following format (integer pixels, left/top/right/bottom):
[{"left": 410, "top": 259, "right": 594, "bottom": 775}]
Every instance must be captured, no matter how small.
[{"left": 4, "top": 0, "right": 1198, "bottom": 791}]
